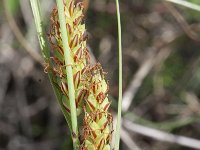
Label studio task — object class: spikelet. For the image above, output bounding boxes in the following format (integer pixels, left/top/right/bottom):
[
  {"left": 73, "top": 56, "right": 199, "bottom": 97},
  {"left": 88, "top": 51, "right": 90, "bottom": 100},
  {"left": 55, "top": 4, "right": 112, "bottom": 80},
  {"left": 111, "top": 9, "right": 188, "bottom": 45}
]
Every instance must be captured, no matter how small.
[
  {"left": 48, "top": 0, "right": 113, "bottom": 149},
  {"left": 80, "top": 64, "right": 113, "bottom": 150},
  {"left": 48, "top": 0, "right": 90, "bottom": 115}
]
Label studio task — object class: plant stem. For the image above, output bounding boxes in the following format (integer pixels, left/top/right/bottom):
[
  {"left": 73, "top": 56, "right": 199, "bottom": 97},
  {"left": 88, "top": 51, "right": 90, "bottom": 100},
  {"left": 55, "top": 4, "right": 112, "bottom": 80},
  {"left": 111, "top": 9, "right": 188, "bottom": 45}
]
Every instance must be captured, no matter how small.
[
  {"left": 56, "top": 0, "right": 79, "bottom": 149},
  {"left": 114, "top": 0, "right": 123, "bottom": 150}
]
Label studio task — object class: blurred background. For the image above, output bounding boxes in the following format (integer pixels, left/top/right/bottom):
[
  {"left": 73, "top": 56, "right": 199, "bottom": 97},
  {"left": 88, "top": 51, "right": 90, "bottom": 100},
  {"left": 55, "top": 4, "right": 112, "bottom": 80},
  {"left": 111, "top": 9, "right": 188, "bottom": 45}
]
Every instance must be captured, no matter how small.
[{"left": 1, "top": 0, "right": 200, "bottom": 149}]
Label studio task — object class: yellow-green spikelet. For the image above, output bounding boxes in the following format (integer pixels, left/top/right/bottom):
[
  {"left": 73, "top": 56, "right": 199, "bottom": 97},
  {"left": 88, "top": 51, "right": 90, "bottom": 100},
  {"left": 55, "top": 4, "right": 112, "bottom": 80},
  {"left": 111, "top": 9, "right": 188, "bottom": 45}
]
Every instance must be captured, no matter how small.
[
  {"left": 80, "top": 64, "right": 113, "bottom": 150},
  {"left": 48, "top": 1, "right": 113, "bottom": 149},
  {"left": 48, "top": 0, "right": 89, "bottom": 114}
]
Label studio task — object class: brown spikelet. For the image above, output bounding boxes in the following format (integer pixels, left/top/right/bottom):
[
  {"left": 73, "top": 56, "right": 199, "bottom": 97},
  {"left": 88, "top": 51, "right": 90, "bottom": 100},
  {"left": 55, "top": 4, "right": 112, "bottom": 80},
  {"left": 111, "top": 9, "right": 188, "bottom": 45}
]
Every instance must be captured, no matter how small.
[
  {"left": 47, "top": 1, "right": 113, "bottom": 149},
  {"left": 80, "top": 65, "right": 113, "bottom": 150},
  {"left": 48, "top": 0, "right": 89, "bottom": 114}
]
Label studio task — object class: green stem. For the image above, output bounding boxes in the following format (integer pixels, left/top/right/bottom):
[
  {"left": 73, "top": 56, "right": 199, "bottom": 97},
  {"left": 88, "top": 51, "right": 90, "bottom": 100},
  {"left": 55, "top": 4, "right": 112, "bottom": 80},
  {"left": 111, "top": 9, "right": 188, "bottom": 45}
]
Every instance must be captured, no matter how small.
[
  {"left": 56, "top": 0, "right": 79, "bottom": 149},
  {"left": 114, "top": 0, "right": 122, "bottom": 150}
]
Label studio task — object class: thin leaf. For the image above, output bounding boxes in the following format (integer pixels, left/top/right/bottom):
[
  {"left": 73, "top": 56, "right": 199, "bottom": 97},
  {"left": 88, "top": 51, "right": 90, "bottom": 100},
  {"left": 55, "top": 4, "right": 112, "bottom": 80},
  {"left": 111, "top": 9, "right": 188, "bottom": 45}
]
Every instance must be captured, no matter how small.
[
  {"left": 114, "top": 0, "right": 123, "bottom": 149},
  {"left": 166, "top": 0, "right": 200, "bottom": 11},
  {"left": 29, "top": 0, "right": 73, "bottom": 137}
]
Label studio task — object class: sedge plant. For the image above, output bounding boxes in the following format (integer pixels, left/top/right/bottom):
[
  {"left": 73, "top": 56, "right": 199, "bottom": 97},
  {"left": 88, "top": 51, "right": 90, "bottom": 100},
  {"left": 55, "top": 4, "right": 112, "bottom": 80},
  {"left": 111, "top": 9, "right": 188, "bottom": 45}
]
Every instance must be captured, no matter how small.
[{"left": 30, "top": 0, "right": 122, "bottom": 149}]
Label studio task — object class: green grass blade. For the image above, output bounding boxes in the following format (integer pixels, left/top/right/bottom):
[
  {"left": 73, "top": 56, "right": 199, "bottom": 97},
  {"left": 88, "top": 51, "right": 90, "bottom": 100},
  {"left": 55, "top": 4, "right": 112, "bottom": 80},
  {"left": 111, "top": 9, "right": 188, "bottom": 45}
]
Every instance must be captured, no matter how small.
[
  {"left": 30, "top": 0, "right": 73, "bottom": 140},
  {"left": 114, "top": 0, "right": 123, "bottom": 150},
  {"left": 29, "top": 0, "right": 49, "bottom": 60},
  {"left": 55, "top": 0, "right": 79, "bottom": 149},
  {"left": 166, "top": 0, "right": 200, "bottom": 11}
]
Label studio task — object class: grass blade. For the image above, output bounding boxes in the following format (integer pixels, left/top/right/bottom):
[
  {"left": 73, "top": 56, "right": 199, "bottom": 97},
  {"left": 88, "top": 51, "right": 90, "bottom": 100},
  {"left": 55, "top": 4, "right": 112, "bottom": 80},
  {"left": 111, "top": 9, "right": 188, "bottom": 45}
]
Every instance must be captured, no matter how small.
[
  {"left": 30, "top": 0, "right": 74, "bottom": 143},
  {"left": 114, "top": 0, "right": 123, "bottom": 150},
  {"left": 29, "top": 0, "right": 49, "bottom": 60},
  {"left": 166, "top": 0, "right": 200, "bottom": 11}
]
